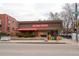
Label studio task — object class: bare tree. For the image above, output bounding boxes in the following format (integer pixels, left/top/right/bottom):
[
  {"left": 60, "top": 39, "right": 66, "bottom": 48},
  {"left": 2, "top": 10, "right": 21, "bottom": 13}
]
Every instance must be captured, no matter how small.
[
  {"left": 54, "top": 13, "right": 60, "bottom": 20},
  {"left": 48, "top": 12, "right": 54, "bottom": 20},
  {"left": 48, "top": 12, "right": 60, "bottom": 20},
  {"left": 60, "top": 3, "right": 75, "bottom": 33}
]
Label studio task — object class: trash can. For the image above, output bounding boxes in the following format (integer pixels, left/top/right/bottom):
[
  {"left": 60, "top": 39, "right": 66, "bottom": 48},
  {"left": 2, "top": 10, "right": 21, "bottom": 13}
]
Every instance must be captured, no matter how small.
[
  {"left": 61, "top": 36, "right": 64, "bottom": 40},
  {"left": 47, "top": 34, "right": 51, "bottom": 40},
  {"left": 51, "top": 36, "right": 55, "bottom": 40},
  {"left": 56, "top": 35, "right": 61, "bottom": 41}
]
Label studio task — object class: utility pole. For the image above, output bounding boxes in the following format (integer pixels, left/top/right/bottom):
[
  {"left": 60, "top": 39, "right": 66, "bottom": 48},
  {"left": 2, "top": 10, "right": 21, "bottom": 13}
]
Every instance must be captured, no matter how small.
[{"left": 75, "top": 3, "right": 78, "bottom": 42}]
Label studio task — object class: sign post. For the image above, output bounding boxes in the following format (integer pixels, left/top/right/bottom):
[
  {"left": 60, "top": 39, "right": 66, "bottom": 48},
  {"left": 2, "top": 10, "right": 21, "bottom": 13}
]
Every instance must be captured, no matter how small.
[
  {"left": 72, "top": 3, "right": 79, "bottom": 42},
  {"left": 74, "top": 3, "right": 78, "bottom": 42}
]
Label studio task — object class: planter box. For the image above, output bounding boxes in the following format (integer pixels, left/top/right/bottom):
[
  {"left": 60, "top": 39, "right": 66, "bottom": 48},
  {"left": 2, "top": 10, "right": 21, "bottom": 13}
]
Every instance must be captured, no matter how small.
[{"left": 0, "top": 36, "right": 11, "bottom": 41}]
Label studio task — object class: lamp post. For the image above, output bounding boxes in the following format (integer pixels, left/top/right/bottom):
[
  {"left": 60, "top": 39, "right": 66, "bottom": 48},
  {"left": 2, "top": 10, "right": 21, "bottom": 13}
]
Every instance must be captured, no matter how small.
[{"left": 75, "top": 3, "right": 78, "bottom": 42}]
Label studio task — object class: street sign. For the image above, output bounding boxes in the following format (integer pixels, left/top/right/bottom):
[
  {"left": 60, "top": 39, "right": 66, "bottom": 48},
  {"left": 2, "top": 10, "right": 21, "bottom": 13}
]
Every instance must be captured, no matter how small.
[
  {"left": 72, "top": 12, "right": 79, "bottom": 15},
  {"left": 76, "top": 20, "right": 79, "bottom": 28}
]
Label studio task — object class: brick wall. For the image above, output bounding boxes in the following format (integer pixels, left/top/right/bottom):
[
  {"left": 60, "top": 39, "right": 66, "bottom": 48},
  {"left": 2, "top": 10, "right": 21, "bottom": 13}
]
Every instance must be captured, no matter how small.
[{"left": 0, "top": 14, "right": 18, "bottom": 35}]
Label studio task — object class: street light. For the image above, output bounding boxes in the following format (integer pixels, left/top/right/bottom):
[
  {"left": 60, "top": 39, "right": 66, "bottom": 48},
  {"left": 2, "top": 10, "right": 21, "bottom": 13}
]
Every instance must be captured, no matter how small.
[{"left": 75, "top": 3, "right": 78, "bottom": 42}]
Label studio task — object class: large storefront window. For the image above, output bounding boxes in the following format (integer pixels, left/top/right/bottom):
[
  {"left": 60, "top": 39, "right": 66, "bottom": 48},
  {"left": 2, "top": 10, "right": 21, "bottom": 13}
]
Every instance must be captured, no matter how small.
[
  {"left": 17, "top": 30, "right": 59, "bottom": 38},
  {"left": 18, "top": 31, "right": 36, "bottom": 37}
]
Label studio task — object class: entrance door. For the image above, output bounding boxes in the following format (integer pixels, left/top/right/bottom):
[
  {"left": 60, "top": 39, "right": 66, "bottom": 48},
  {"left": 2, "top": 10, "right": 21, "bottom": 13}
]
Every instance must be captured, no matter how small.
[
  {"left": 49, "top": 30, "right": 58, "bottom": 40},
  {"left": 50, "top": 30, "right": 58, "bottom": 36}
]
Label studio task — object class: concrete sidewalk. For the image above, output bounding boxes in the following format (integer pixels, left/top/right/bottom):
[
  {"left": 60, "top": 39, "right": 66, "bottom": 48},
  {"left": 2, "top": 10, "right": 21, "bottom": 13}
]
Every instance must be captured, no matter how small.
[
  {"left": 0, "top": 39, "right": 74, "bottom": 44},
  {"left": 0, "top": 37, "right": 78, "bottom": 44}
]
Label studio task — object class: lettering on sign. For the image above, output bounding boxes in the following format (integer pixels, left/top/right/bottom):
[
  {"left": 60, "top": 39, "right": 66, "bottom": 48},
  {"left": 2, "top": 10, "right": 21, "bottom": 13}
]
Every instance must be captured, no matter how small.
[{"left": 32, "top": 24, "right": 48, "bottom": 28}]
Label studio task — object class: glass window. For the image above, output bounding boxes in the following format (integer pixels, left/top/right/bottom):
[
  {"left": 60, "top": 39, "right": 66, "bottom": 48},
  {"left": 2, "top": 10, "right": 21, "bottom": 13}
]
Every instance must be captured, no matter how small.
[{"left": 8, "top": 27, "right": 10, "bottom": 32}]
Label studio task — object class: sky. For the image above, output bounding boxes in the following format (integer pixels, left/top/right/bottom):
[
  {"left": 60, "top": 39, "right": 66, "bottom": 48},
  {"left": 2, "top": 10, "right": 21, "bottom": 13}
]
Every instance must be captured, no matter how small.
[{"left": 0, "top": 0, "right": 79, "bottom": 21}]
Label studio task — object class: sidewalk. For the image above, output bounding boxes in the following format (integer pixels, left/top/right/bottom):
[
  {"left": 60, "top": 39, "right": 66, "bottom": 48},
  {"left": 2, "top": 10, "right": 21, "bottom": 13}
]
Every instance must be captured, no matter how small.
[
  {"left": 0, "top": 39, "right": 73, "bottom": 44},
  {"left": 0, "top": 37, "right": 78, "bottom": 44}
]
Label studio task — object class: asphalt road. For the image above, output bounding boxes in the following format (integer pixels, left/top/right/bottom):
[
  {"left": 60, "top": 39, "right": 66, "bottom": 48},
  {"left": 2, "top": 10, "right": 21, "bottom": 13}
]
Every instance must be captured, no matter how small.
[{"left": 0, "top": 43, "right": 79, "bottom": 56}]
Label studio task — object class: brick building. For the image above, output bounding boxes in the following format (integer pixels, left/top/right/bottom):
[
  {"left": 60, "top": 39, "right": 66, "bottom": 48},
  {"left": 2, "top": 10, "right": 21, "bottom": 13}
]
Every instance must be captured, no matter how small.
[
  {"left": 0, "top": 14, "right": 18, "bottom": 35},
  {"left": 0, "top": 14, "right": 63, "bottom": 37},
  {"left": 17, "top": 20, "right": 63, "bottom": 37}
]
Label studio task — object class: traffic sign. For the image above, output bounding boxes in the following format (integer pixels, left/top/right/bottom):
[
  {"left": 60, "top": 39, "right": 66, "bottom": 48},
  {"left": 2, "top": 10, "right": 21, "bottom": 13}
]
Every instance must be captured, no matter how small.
[
  {"left": 76, "top": 20, "right": 79, "bottom": 28},
  {"left": 72, "top": 11, "right": 79, "bottom": 15}
]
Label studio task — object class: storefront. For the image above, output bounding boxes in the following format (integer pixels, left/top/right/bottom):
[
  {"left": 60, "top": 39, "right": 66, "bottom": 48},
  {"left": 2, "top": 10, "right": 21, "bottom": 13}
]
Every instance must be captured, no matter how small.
[{"left": 17, "top": 20, "right": 63, "bottom": 38}]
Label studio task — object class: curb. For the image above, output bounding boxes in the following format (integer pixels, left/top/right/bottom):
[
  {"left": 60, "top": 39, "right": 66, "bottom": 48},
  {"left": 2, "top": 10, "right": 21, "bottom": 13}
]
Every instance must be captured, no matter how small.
[{"left": 0, "top": 41, "right": 67, "bottom": 44}]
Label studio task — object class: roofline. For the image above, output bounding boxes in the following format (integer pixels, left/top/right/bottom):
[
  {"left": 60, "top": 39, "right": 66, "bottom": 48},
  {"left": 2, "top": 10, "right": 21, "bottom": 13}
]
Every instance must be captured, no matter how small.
[
  {"left": 0, "top": 14, "right": 17, "bottom": 21},
  {"left": 18, "top": 20, "right": 62, "bottom": 24}
]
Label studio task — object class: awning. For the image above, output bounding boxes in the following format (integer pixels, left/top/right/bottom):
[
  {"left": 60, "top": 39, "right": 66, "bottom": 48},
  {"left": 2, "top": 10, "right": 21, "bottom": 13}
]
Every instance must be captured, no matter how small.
[{"left": 17, "top": 27, "right": 59, "bottom": 31}]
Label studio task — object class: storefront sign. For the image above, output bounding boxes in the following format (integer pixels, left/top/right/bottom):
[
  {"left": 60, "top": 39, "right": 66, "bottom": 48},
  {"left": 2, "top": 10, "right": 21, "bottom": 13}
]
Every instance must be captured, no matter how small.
[{"left": 32, "top": 24, "right": 48, "bottom": 28}]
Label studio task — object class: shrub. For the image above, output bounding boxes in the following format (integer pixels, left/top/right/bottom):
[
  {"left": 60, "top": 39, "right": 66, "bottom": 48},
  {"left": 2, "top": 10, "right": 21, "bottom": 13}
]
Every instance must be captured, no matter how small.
[{"left": 0, "top": 32, "right": 8, "bottom": 36}]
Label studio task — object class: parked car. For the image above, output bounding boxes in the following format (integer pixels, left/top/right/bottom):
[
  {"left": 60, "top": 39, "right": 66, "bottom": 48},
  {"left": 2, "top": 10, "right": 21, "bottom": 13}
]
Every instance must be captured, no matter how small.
[{"left": 60, "top": 33, "right": 72, "bottom": 39}]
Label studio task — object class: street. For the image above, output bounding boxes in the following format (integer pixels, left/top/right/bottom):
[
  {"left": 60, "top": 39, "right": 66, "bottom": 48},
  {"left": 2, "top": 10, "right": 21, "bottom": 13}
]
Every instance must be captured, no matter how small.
[{"left": 0, "top": 42, "right": 79, "bottom": 56}]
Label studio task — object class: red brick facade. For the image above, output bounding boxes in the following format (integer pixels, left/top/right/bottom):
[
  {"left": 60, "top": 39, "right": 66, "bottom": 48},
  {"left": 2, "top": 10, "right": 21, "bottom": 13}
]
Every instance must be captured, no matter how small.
[
  {"left": 0, "top": 14, "right": 63, "bottom": 37},
  {"left": 18, "top": 20, "right": 62, "bottom": 31},
  {"left": 0, "top": 14, "right": 18, "bottom": 35},
  {"left": 17, "top": 20, "right": 63, "bottom": 37}
]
